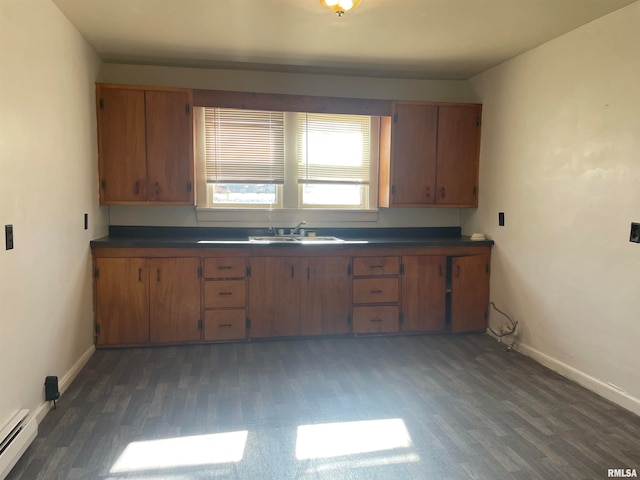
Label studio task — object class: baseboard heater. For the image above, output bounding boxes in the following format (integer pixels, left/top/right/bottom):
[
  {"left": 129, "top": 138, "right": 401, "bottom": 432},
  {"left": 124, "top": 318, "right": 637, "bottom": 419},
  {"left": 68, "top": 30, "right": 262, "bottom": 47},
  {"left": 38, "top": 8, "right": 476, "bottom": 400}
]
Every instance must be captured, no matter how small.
[{"left": 0, "top": 410, "right": 37, "bottom": 480}]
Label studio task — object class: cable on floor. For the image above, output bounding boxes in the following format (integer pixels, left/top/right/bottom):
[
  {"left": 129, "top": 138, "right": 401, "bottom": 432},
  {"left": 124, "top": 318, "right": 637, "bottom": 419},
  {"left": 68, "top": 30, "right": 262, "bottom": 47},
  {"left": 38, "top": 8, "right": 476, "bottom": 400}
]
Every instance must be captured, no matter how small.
[{"left": 488, "top": 301, "right": 518, "bottom": 352}]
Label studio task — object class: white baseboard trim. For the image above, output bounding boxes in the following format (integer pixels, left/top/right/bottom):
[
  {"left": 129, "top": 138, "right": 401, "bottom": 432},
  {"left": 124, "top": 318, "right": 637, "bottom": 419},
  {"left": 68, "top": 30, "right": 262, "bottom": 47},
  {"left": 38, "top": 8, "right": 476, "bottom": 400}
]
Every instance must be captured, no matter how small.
[
  {"left": 33, "top": 345, "right": 95, "bottom": 425},
  {"left": 516, "top": 342, "right": 640, "bottom": 416}
]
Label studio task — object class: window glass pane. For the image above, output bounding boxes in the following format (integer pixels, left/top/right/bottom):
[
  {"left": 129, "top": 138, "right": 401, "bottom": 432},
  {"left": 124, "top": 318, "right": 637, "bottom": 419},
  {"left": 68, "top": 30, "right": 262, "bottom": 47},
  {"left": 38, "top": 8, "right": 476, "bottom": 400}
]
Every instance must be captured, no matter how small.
[
  {"left": 302, "top": 184, "right": 365, "bottom": 207},
  {"left": 297, "top": 113, "right": 371, "bottom": 185},
  {"left": 205, "top": 108, "right": 285, "bottom": 183},
  {"left": 211, "top": 184, "right": 278, "bottom": 205}
]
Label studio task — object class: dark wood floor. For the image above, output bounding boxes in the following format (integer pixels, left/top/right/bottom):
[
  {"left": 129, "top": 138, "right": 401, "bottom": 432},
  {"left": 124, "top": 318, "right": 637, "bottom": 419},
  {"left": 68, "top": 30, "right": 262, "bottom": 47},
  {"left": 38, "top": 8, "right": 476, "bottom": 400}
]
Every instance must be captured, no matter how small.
[{"left": 7, "top": 334, "right": 639, "bottom": 479}]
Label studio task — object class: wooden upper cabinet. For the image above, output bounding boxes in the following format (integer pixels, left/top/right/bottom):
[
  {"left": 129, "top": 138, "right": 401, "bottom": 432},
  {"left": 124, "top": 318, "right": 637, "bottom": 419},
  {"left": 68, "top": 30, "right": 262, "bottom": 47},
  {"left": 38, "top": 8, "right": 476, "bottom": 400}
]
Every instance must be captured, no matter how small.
[
  {"left": 387, "top": 102, "right": 438, "bottom": 206},
  {"left": 450, "top": 254, "right": 490, "bottom": 333},
  {"left": 97, "top": 88, "right": 147, "bottom": 203},
  {"left": 435, "top": 105, "right": 482, "bottom": 206},
  {"left": 379, "top": 102, "right": 481, "bottom": 208},
  {"left": 96, "top": 84, "right": 194, "bottom": 205},
  {"left": 145, "top": 90, "right": 194, "bottom": 203}
]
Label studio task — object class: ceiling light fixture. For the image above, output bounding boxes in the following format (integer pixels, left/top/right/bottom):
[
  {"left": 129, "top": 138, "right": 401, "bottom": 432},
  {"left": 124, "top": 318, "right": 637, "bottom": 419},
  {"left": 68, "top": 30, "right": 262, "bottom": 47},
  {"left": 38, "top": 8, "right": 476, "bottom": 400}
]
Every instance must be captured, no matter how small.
[{"left": 320, "top": 0, "right": 362, "bottom": 17}]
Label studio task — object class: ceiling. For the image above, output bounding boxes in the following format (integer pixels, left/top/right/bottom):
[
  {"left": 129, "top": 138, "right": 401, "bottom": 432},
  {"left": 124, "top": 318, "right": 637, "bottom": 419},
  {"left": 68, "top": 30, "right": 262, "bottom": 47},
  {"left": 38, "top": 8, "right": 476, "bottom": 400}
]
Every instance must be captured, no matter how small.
[{"left": 52, "top": 0, "right": 637, "bottom": 80}]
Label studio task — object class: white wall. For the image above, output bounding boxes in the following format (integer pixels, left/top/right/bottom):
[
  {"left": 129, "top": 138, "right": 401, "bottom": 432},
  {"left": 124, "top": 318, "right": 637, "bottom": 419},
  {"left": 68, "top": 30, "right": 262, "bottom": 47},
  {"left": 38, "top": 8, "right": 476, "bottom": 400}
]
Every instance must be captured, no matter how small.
[
  {"left": 100, "top": 63, "right": 476, "bottom": 229},
  {"left": 463, "top": 1, "right": 640, "bottom": 413},
  {"left": 0, "top": 0, "right": 107, "bottom": 429}
]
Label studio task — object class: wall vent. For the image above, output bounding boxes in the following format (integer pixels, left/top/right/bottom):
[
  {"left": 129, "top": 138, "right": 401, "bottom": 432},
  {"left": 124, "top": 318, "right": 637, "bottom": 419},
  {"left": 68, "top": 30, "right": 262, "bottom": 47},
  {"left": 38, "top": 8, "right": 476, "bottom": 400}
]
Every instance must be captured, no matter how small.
[{"left": 0, "top": 410, "right": 37, "bottom": 480}]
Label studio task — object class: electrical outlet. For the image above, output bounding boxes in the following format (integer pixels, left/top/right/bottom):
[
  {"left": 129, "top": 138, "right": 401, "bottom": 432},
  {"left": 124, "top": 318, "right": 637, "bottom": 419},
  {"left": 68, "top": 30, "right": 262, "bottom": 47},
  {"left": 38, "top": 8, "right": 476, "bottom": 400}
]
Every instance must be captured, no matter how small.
[
  {"left": 630, "top": 222, "right": 640, "bottom": 243},
  {"left": 5, "top": 224, "right": 14, "bottom": 250},
  {"left": 498, "top": 212, "right": 505, "bottom": 226}
]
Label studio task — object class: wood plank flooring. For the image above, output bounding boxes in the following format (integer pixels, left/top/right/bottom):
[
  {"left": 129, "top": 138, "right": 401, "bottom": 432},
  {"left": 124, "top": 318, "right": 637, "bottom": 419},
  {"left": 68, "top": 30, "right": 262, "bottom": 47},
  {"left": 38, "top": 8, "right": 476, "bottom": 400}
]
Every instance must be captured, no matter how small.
[{"left": 7, "top": 334, "right": 640, "bottom": 479}]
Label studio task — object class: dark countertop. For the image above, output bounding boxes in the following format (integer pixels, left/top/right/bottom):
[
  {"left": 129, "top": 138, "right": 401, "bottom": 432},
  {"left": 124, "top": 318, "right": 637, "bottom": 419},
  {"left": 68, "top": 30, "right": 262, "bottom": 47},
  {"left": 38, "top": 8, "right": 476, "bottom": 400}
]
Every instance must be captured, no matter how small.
[{"left": 91, "top": 226, "right": 494, "bottom": 249}]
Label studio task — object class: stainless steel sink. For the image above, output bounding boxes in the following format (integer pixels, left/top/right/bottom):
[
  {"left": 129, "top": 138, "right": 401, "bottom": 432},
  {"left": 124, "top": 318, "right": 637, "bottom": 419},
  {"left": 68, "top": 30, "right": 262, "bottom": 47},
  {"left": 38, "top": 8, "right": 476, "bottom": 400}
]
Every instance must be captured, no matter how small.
[
  {"left": 248, "top": 236, "right": 299, "bottom": 243},
  {"left": 248, "top": 235, "right": 344, "bottom": 244},
  {"left": 297, "top": 236, "right": 345, "bottom": 243}
]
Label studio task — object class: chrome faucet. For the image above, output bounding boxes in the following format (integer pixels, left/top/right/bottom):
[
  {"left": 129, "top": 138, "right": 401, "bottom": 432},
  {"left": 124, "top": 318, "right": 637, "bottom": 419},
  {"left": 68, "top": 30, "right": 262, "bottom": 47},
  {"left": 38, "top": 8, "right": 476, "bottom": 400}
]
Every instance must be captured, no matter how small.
[{"left": 290, "top": 220, "right": 306, "bottom": 236}]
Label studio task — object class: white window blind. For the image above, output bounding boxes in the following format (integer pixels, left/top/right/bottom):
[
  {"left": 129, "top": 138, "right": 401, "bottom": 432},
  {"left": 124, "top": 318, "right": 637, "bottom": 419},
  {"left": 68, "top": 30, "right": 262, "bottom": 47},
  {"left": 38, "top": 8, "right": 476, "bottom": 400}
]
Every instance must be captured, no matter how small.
[
  {"left": 204, "top": 108, "right": 285, "bottom": 184},
  {"left": 296, "top": 113, "right": 371, "bottom": 185}
]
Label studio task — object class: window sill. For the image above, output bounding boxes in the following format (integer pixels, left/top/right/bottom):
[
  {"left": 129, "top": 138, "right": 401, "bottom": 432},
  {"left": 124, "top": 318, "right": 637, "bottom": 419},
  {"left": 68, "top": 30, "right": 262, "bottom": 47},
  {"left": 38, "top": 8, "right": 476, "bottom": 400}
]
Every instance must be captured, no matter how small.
[{"left": 195, "top": 207, "right": 379, "bottom": 225}]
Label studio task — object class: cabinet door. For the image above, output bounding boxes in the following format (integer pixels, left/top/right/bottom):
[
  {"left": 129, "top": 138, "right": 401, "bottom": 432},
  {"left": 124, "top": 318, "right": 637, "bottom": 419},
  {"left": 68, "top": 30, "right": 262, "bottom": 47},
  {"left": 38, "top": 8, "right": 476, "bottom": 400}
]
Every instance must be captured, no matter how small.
[
  {"left": 401, "top": 256, "right": 446, "bottom": 332},
  {"left": 451, "top": 254, "right": 490, "bottom": 333},
  {"left": 300, "top": 257, "right": 351, "bottom": 336},
  {"left": 145, "top": 90, "right": 194, "bottom": 204},
  {"left": 97, "top": 87, "right": 147, "bottom": 203},
  {"left": 248, "top": 257, "right": 300, "bottom": 337},
  {"left": 435, "top": 105, "right": 481, "bottom": 206},
  {"left": 390, "top": 103, "right": 438, "bottom": 206},
  {"left": 149, "top": 258, "right": 201, "bottom": 343},
  {"left": 95, "top": 258, "right": 149, "bottom": 346}
]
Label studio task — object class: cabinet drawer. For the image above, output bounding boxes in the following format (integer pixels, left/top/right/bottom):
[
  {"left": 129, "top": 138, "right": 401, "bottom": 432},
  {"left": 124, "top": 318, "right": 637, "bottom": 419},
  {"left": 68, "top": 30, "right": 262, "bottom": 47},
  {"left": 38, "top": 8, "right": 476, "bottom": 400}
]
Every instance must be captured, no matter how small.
[
  {"left": 353, "top": 256, "right": 400, "bottom": 276},
  {"left": 204, "top": 257, "right": 245, "bottom": 279},
  {"left": 204, "top": 280, "right": 246, "bottom": 308},
  {"left": 353, "top": 278, "right": 399, "bottom": 304},
  {"left": 353, "top": 306, "right": 399, "bottom": 333},
  {"left": 204, "top": 309, "right": 246, "bottom": 341}
]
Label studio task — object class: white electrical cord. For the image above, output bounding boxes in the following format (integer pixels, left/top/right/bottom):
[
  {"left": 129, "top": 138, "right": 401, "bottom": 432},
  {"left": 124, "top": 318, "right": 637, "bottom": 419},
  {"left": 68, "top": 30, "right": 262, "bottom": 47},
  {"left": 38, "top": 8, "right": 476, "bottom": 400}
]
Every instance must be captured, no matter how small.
[{"left": 488, "top": 301, "right": 519, "bottom": 351}]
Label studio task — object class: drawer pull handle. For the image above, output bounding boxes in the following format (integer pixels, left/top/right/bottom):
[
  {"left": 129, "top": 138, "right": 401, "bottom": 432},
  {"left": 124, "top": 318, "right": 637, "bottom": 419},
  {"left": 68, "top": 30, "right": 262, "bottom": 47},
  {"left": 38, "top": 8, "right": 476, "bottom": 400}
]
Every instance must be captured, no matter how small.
[
  {"left": 219, "top": 292, "right": 232, "bottom": 296},
  {"left": 219, "top": 323, "right": 232, "bottom": 328},
  {"left": 370, "top": 318, "right": 383, "bottom": 323},
  {"left": 369, "top": 265, "right": 383, "bottom": 269},
  {"left": 217, "top": 266, "right": 232, "bottom": 270},
  {"left": 371, "top": 290, "right": 383, "bottom": 294}
]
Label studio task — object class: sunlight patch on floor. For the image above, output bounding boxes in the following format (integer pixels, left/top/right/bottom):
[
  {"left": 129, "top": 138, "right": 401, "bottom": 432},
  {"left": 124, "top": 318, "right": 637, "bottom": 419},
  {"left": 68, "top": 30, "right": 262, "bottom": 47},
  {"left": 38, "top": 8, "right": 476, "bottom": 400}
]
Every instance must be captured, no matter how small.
[
  {"left": 295, "top": 418, "right": 414, "bottom": 460},
  {"left": 110, "top": 430, "right": 248, "bottom": 473}
]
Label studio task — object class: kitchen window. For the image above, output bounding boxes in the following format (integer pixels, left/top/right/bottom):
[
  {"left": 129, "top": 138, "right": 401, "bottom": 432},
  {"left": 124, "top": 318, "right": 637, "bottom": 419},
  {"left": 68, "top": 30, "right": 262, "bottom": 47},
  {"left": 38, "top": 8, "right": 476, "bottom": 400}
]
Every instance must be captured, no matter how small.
[{"left": 196, "top": 107, "right": 379, "bottom": 210}]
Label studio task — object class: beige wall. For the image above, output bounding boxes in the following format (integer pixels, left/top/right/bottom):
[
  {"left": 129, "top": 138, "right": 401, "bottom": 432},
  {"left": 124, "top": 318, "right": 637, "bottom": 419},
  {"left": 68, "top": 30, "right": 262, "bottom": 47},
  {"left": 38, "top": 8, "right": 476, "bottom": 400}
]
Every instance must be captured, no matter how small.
[
  {"left": 463, "top": 1, "right": 640, "bottom": 412},
  {"left": 0, "top": 0, "right": 107, "bottom": 427},
  {"left": 101, "top": 63, "right": 475, "bottom": 228}
]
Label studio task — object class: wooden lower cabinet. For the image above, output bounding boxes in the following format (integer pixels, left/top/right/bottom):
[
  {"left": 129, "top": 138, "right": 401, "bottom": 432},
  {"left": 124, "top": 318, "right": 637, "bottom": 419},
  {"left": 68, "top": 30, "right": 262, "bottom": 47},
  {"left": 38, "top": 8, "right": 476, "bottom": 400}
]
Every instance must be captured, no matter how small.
[
  {"left": 204, "top": 310, "right": 245, "bottom": 341},
  {"left": 451, "top": 254, "right": 490, "bottom": 333},
  {"left": 92, "top": 245, "right": 491, "bottom": 346},
  {"left": 248, "top": 257, "right": 300, "bottom": 337},
  {"left": 401, "top": 255, "right": 447, "bottom": 332},
  {"left": 248, "top": 256, "right": 350, "bottom": 338},
  {"left": 203, "top": 256, "right": 247, "bottom": 341},
  {"left": 300, "top": 256, "right": 351, "bottom": 336},
  {"left": 94, "top": 256, "right": 201, "bottom": 346},
  {"left": 353, "top": 306, "right": 399, "bottom": 334},
  {"left": 94, "top": 257, "right": 149, "bottom": 347},
  {"left": 149, "top": 258, "right": 201, "bottom": 343}
]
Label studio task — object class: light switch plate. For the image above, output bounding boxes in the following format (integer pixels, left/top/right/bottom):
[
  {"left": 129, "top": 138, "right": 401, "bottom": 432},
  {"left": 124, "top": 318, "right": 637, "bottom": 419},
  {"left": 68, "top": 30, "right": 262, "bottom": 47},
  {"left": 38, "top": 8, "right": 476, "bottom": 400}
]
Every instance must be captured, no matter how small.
[
  {"left": 630, "top": 222, "right": 640, "bottom": 243},
  {"left": 5, "top": 224, "right": 14, "bottom": 250}
]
